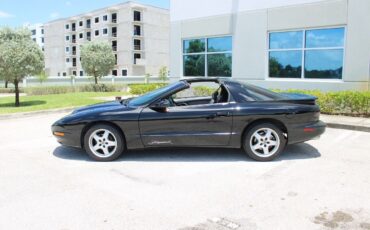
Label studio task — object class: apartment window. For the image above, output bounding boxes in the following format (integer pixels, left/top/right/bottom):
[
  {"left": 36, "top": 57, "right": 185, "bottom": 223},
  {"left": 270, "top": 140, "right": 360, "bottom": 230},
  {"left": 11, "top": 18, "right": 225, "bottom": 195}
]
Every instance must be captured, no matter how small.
[
  {"left": 80, "top": 71, "right": 84, "bottom": 76},
  {"left": 133, "top": 25, "right": 141, "bottom": 36},
  {"left": 134, "top": 39, "right": 141, "bottom": 50},
  {"left": 111, "top": 13, "right": 117, "bottom": 23},
  {"left": 183, "top": 36, "right": 232, "bottom": 77},
  {"left": 112, "top": 70, "right": 117, "bottom": 76},
  {"left": 65, "top": 35, "right": 70, "bottom": 41},
  {"left": 112, "top": 27, "right": 117, "bottom": 37},
  {"left": 31, "top": 30, "right": 36, "bottom": 35},
  {"left": 72, "top": 58, "right": 77, "bottom": 67},
  {"left": 65, "top": 24, "right": 70, "bottom": 30},
  {"left": 79, "top": 33, "right": 83, "bottom": 39},
  {"left": 112, "top": 40, "right": 117, "bottom": 51},
  {"left": 65, "top": 47, "right": 70, "bottom": 53},
  {"left": 86, "top": 19, "right": 91, "bottom": 28},
  {"left": 133, "top": 53, "right": 141, "bottom": 64},
  {"left": 41, "top": 38, "right": 44, "bottom": 43},
  {"left": 95, "top": 30, "right": 100, "bottom": 36},
  {"left": 95, "top": 17, "right": 99, "bottom": 23},
  {"left": 122, "top": 69, "right": 128, "bottom": 76},
  {"left": 32, "top": 38, "right": 36, "bottom": 42},
  {"left": 268, "top": 27, "right": 345, "bottom": 79},
  {"left": 66, "top": 58, "right": 70, "bottom": 63},
  {"left": 63, "top": 72, "right": 67, "bottom": 76},
  {"left": 114, "top": 54, "right": 118, "bottom": 65},
  {"left": 72, "top": 46, "right": 76, "bottom": 55},
  {"left": 71, "top": 23, "right": 76, "bottom": 31},
  {"left": 72, "top": 71, "right": 77, "bottom": 76},
  {"left": 103, "top": 15, "right": 108, "bottom": 21},
  {"left": 41, "top": 29, "right": 44, "bottom": 34},
  {"left": 103, "top": 28, "right": 108, "bottom": 35},
  {"left": 133, "top": 11, "right": 141, "bottom": 21},
  {"left": 86, "top": 32, "right": 91, "bottom": 41},
  {"left": 72, "top": 34, "right": 76, "bottom": 43},
  {"left": 79, "top": 21, "right": 83, "bottom": 27}
]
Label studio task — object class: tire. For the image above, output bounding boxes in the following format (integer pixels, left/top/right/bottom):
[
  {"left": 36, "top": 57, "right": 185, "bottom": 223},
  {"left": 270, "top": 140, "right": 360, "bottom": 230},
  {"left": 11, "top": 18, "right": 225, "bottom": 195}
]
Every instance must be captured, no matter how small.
[
  {"left": 84, "top": 124, "right": 124, "bottom": 161},
  {"left": 243, "top": 123, "right": 286, "bottom": 161}
]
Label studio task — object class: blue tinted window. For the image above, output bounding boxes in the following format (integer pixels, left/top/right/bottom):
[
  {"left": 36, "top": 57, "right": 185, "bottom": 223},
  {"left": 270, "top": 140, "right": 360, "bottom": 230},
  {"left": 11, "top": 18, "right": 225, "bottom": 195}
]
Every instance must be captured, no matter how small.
[
  {"left": 207, "top": 36, "right": 232, "bottom": 52},
  {"left": 183, "top": 39, "right": 205, "bottom": 53},
  {"left": 207, "top": 53, "right": 232, "bottom": 77},
  {"left": 183, "top": 55, "right": 205, "bottom": 76},
  {"left": 306, "top": 28, "right": 344, "bottom": 48},
  {"left": 269, "top": 31, "right": 303, "bottom": 49},
  {"left": 305, "top": 49, "right": 343, "bottom": 79},
  {"left": 269, "top": 51, "right": 302, "bottom": 78}
]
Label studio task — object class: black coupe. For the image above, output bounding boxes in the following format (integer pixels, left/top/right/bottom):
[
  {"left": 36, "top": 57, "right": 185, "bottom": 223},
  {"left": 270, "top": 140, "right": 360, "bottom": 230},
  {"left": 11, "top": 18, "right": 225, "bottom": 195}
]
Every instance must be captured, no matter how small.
[{"left": 52, "top": 78, "right": 326, "bottom": 161}]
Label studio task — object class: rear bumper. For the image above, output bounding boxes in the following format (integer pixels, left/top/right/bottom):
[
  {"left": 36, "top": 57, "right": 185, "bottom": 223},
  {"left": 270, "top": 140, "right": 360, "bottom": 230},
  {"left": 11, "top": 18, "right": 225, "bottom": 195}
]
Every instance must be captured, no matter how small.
[{"left": 288, "top": 120, "right": 326, "bottom": 144}]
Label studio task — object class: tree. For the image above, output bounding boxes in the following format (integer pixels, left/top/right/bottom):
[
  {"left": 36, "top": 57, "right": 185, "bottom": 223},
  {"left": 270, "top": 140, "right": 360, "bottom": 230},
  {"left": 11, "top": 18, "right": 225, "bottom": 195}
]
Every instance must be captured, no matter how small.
[
  {"left": 37, "top": 70, "right": 48, "bottom": 85},
  {"left": 158, "top": 66, "right": 168, "bottom": 82},
  {"left": 0, "top": 27, "right": 44, "bottom": 106},
  {"left": 80, "top": 41, "right": 115, "bottom": 84}
]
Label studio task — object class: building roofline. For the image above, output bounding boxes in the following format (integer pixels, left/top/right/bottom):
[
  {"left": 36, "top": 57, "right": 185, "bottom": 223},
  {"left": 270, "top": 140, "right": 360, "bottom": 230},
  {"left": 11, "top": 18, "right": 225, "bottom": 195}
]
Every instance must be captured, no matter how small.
[{"left": 45, "top": 1, "right": 168, "bottom": 25}]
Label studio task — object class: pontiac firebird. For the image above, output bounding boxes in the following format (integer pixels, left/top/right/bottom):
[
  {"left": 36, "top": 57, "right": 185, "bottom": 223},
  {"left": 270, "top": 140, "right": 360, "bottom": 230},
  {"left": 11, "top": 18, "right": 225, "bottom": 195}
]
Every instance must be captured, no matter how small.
[{"left": 52, "top": 78, "right": 326, "bottom": 161}]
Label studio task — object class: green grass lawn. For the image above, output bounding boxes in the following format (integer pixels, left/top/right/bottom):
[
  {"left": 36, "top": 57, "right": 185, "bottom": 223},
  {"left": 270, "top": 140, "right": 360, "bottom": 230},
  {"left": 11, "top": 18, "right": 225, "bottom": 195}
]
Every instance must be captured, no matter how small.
[{"left": 0, "top": 92, "right": 128, "bottom": 114}]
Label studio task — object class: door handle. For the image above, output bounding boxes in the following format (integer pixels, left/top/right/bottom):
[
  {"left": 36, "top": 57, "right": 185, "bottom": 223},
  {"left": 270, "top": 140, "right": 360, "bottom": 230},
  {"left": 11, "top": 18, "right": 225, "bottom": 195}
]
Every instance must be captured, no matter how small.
[{"left": 216, "top": 111, "right": 230, "bottom": 117}]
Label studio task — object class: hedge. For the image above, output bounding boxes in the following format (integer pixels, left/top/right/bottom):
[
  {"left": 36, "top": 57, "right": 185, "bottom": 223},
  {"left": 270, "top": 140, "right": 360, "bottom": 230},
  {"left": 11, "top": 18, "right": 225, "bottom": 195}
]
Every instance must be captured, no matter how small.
[
  {"left": 273, "top": 89, "right": 370, "bottom": 117},
  {"left": 128, "top": 83, "right": 167, "bottom": 95},
  {"left": 3, "top": 84, "right": 129, "bottom": 96}
]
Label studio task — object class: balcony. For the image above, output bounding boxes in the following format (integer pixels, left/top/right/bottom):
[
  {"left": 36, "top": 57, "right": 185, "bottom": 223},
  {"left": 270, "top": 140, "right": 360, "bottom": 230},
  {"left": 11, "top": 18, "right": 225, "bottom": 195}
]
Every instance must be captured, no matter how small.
[
  {"left": 72, "top": 62, "right": 77, "bottom": 67},
  {"left": 112, "top": 46, "right": 117, "bottom": 51},
  {"left": 112, "top": 33, "right": 117, "bottom": 38},
  {"left": 134, "top": 45, "right": 141, "bottom": 51},
  {"left": 72, "top": 51, "right": 76, "bottom": 55},
  {"left": 86, "top": 37, "right": 91, "bottom": 41}
]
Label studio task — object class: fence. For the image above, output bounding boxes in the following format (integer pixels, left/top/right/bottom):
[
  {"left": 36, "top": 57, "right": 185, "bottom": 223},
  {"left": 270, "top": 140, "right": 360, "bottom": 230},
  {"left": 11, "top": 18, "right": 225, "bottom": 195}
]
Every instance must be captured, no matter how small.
[{"left": 0, "top": 75, "right": 164, "bottom": 88}]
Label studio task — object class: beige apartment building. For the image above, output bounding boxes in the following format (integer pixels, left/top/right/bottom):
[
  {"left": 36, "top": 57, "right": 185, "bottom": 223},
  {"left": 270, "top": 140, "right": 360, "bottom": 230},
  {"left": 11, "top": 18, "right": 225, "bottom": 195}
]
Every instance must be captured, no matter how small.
[{"left": 44, "top": 1, "right": 169, "bottom": 77}]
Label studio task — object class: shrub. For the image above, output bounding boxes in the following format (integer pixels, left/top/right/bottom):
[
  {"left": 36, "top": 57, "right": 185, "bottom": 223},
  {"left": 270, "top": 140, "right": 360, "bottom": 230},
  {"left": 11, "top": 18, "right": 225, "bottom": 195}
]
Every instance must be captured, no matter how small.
[
  {"left": 274, "top": 89, "right": 370, "bottom": 117},
  {"left": 24, "top": 84, "right": 127, "bottom": 96},
  {"left": 193, "top": 86, "right": 216, "bottom": 97},
  {"left": 129, "top": 83, "right": 167, "bottom": 95},
  {"left": 0, "top": 88, "right": 24, "bottom": 94}
]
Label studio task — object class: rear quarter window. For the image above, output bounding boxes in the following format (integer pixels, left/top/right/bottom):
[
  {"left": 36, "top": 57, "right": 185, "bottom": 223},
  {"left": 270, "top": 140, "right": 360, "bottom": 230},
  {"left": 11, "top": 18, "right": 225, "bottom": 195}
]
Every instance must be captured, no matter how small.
[{"left": 226, "top": 81, "right": 286, "bottom": 102}]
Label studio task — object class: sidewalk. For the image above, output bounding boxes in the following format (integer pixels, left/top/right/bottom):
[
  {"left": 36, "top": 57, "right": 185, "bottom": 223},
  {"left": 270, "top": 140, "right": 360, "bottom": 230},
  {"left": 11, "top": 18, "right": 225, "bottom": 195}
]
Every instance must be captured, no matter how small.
[{"left": 321, "top": 114, "right": 370, "bottom": 132}]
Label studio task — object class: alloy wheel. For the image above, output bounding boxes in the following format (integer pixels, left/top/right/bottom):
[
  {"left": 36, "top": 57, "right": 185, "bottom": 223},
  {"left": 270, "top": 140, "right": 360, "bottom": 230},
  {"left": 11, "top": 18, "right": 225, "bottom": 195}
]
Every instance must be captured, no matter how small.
[{"left": 249, "top": 128, "right": 280, "bottom": 158}]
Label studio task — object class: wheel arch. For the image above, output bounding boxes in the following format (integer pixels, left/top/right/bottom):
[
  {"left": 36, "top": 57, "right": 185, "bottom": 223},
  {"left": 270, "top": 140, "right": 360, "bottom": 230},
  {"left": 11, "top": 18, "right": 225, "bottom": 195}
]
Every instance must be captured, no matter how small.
[
  {"left": 80, "top": 121, "right": 127, "bottom": 149},
  {"left": 241, "top": 118, "right": 288, "bottom": 147}
]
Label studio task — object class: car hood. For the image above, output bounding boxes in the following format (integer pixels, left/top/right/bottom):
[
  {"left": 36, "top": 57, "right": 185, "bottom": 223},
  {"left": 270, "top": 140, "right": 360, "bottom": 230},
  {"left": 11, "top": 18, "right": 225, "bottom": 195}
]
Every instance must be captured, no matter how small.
[{"left": 72, "top": 101, "right": 124, "bottom": 114}]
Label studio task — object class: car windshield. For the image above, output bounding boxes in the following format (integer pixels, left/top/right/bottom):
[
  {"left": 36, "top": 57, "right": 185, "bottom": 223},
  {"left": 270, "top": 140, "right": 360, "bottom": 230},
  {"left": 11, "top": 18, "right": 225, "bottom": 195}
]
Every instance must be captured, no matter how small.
[{"left": 128, "top": 82, "right": 185, "bottom": 106}]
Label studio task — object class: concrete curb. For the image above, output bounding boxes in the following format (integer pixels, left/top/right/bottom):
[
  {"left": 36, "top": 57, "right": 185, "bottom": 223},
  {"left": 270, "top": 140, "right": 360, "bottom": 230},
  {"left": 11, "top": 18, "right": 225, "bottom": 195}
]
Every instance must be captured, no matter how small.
[
  {"left": 325, "top": 122, "right": 370, "bottom": 133},
  {"left": 0, "top": 107, "right": 76, "bottom": 120}
]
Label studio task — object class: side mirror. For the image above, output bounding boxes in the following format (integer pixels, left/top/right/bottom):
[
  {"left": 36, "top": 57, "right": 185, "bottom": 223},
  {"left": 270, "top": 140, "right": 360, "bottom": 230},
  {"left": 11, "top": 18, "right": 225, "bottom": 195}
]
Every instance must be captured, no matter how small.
[{"left": 150, "top": 99, "right": 170, "bottom": 112}]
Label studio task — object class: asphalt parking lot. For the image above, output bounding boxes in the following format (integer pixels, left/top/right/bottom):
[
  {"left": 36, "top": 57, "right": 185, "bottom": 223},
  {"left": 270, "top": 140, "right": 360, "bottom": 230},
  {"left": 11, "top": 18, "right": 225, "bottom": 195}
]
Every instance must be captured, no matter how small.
[{"left": 1, "top": 113, "right": 370, "bottom": 230}]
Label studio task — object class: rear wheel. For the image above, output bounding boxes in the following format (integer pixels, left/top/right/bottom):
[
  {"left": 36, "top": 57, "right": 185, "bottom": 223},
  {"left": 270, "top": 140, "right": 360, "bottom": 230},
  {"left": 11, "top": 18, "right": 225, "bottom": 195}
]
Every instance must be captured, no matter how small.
[
  {"left": 243, "top": 123, "right": 286, "bottom": 161},
  {"left": 84, "top": 124, "right": 124, "bottom": 161}
]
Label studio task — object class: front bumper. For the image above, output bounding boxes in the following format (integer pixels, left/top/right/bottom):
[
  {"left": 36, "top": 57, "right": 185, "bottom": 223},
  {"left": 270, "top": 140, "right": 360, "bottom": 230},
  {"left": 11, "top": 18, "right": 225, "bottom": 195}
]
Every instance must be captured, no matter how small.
[
  {"left": 288, "top": 120, "right": 326, "bottom": 144},
  {"left": 51, "top": 124, "right": 83, "bottom": 148}
]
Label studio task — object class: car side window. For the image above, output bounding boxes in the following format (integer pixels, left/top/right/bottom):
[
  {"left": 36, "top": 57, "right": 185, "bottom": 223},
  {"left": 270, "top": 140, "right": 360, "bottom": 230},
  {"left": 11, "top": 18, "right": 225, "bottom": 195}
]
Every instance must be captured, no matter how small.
[{"left": 173, "top": 82, "right": 218, "bottom": 99}]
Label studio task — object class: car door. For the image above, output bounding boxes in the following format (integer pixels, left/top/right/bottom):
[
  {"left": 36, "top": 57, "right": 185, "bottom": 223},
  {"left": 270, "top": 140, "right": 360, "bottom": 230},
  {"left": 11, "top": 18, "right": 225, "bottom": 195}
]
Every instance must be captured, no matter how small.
[{"left": 138, "top": 103, "right": 233, "bottom": 147}]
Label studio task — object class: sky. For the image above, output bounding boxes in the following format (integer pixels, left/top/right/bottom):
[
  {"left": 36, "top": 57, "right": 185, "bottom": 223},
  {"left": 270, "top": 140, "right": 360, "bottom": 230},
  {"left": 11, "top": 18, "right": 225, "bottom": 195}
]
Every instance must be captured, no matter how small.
[{"left": 0, "top": 0, "right": 169, "bottom": 27}]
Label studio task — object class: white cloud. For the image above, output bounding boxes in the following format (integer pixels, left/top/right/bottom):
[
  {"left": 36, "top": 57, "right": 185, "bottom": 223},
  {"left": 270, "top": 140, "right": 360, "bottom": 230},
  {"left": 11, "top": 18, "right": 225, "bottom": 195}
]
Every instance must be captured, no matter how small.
[
  {"left": 0, "top": 10, "right": 15, "bottom": 18},
  {"left": 50, "top": 12, "right": 60, "bottom": 19}
]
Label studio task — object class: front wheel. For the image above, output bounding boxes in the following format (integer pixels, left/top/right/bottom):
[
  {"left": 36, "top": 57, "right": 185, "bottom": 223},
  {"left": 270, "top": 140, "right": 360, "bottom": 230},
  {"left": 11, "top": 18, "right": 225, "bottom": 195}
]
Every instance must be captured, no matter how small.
[
  {"left": 84, "top": 124, "right": 124, "bottom": 161},
  {"left": 243, "top": 123, "right": 286, "bottom": 161}
]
